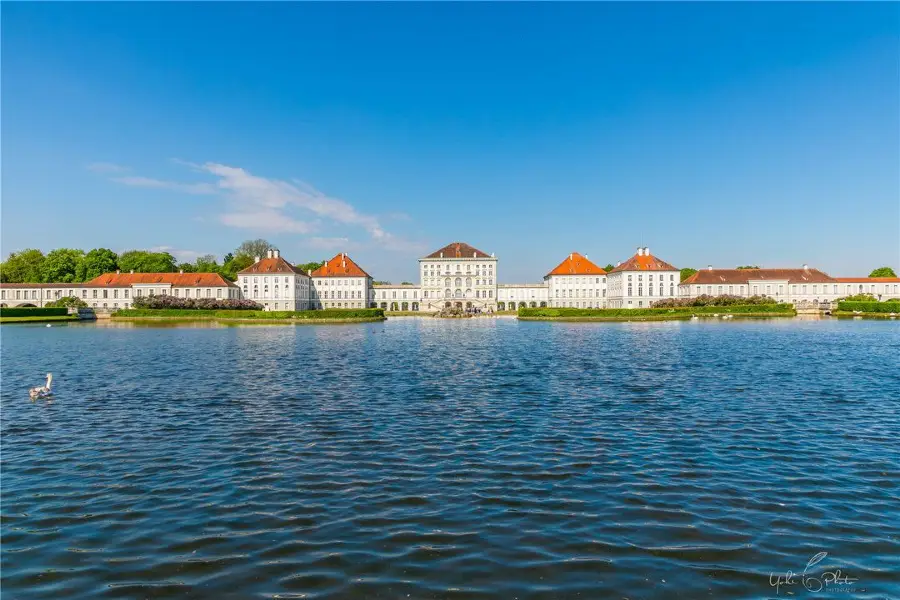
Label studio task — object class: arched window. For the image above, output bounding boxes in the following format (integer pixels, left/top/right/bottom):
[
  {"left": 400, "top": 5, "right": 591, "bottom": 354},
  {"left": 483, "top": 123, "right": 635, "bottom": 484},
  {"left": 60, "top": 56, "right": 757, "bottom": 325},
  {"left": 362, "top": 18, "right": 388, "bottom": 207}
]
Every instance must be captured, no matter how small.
[
  {"left": 465, "top": 288, "right": 472, "bottom": 297},
  {"left": 455, "top": 277, "right": 462, "bottom": 287},
  {"left": 444, "top": 289, "right": 451, "bottom": 298},
  {"left": 465, "top": 277, "right": 471, "bottom": 287},
  {"left": 455, "top": 289, "right": 462, "bottom": 298}
]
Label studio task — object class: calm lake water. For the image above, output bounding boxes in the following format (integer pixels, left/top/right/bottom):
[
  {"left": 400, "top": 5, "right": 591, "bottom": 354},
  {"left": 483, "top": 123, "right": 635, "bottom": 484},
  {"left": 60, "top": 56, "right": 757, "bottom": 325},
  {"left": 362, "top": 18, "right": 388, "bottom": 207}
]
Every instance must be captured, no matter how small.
[{"left": 2, "top": 318, "right": 898, "bottom": 599}]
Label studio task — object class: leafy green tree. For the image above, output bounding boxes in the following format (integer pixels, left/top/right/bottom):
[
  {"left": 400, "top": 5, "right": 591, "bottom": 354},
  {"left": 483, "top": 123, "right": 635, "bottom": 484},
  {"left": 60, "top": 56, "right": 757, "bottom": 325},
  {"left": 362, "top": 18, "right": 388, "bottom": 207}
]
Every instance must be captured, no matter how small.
[
  {"left": 373, "top": 280, "right": 391, "bottom": 285},
  {"left": 40, "top": 248, "right": 85, "bottom": 283},
  {"left": 194, "top": 254, "right": 219, "bottom": 273},
  {"left": 736, "top": 265, "right": 760, "bottom": 270},
  {"left": 222, "top": 254, "right": 254, "bottom": 281},
  {"left": 603, "top": 264, "right": 615, "bottom": 272},
  {"left": 401, "top": 281, "right": 414, "bottom": 285},
  {"left": 680, "top": 267, "right": 698, "bottom": 282},
  {"left": 297, "top": 261, "right": 324, "bottom": 273},
  {"left": 869, "top": 266, "right": 897, "bottom": 277},
  {"left": 76, "top": 248, "right": 118, "bottom": 281},
  {"left": 0, "top": 249, "right": 46, "bottom": 283},
  {"left": 222, "top": 252, "right": 234, "bottom": 265},
  {"left": 234, "top": 239, "right": 272, "bottom": 260},
  {"left": 178, "top": 262, "right": 197, "bottom": 273},
  {"left": 118, "top": 250, "right": 177, "bottom": 273},
  {"left": 46, "top": 296, "right": 88, "bottom": 308}
]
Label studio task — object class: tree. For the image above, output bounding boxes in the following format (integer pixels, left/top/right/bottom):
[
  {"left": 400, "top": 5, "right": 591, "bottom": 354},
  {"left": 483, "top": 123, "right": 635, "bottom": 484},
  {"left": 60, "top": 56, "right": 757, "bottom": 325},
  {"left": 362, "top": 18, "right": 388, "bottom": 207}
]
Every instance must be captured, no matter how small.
[
  {"left": 178, "top": 262, "right": 197, "bottom": 273},
  {"left": 222, "top": 254, "right": 254, "bottom": 281},
  {"left": 736, "top": 265, "right": 760, "bottom": 270},
  {"left": 680, "top": 267, "right": 698, "bottom": 282},
  {"left": 603, "top": 264, "right": 615, "bottom": 272},
  {"left": 76, "top": 248, "right": 118, "bottom": 281},
  {"left": 194, "top": 254, "right": 219, "bottom": 273},
  {"left": 222, "top": 252, "right": 234, "bottom": 265},
  {"left": 869, "top": 266, "right": 897, "bottom": 278},
  {"left": 118, "top": 250, "right": 177, "bottom": 273},
  {"left": 234, "top": 239, "right": 272, "bottom": 260},
  {"left": 40, "top": 248, "right": 85, "bottom": 283},
  {"left": 0, "top": 249, "right": 46, "bottom": 283},
  {"left": 373, "top": 280, "right": 391, "bottom": 285},
  {"left": 401, "top": 281, "right": 414, "bottom": 285},
  {"left": 46, "top": 296, "right": 88, "bottom": 308},
  {"left": 297, "top": 261, "right": 324, "bottom": 273}
]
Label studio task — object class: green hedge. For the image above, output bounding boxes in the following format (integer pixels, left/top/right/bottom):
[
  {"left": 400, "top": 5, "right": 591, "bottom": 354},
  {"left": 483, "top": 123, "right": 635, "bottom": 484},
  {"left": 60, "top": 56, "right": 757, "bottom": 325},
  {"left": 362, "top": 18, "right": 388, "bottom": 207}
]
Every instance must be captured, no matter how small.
[
  {"left": 518, "top": 305, "right": 794, "bottom": 318},
  {"left": 0, "top": 307, "right": 68, "bottom": 317},
  {"left": 837, "top": 301, "right": 900, "bottom": 314},
  {"left": 114, "top": 308, "right": 385, "bottom": 319}
]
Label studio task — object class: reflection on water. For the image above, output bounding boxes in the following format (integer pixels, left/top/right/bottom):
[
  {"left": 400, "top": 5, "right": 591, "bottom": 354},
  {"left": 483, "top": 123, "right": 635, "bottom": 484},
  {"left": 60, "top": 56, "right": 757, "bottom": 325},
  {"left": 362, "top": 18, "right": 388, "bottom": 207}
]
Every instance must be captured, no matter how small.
[{"left": 1, "top": 318, "right": 898, "bottom": 599}]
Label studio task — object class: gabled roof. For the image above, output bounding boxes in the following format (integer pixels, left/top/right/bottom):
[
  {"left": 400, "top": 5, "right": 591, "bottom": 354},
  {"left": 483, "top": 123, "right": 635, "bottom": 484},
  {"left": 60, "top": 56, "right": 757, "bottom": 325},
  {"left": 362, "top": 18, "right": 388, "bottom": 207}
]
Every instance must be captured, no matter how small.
[
  {"left": 309, "top": 253, "right": 370, "bottom": 278},
  {"left": 682, "top": 268, "right": 836, "bottom": 285},
  {"left": 546, "top": 252, "right": 607, "bottom": 277},
  {"left": 87, "top": 272, "right": 238, "bottom": 287},
  {"left": 238, "top": 256, "right": 307, "bottom": 276},
  {"left": 835, "top": 277, "right": 900, "bottom": 283},
  {"left": 609, "top": 250, "right": 678, "bottom": 273},
  {"left": 424, "top": 242, "right": 491, "bottom": 259}
]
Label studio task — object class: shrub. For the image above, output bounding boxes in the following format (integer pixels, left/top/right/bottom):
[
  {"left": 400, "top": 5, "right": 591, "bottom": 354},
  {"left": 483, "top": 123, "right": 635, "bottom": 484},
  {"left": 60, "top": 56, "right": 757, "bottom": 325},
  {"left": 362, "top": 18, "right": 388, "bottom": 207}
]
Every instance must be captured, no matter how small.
[
  {"left": 837, "top": 301, "right": 900, "bottom": 314},
  {"left": 132, "top": 295, "right": 262, "bottom": 310},
  {"left": 837, "top": 294, "right": 877, "bottom": 302},
  {"left": 46, "top": 296, "right": 88, "bottom": 308},
  {"left": 651, "top": 294, "right": 779, "bottom": 308},
  {"left": 0, "top": 307, "right": 68, "bottom": 317},
  {"left": 113, "top": 308, "right": 385, "bottom": 320}
]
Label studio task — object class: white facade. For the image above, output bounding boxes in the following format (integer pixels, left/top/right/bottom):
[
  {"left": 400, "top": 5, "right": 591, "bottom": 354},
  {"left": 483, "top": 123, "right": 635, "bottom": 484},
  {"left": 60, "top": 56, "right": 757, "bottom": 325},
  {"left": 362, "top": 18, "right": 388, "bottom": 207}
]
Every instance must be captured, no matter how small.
[
  {"left": 237, "top": 249, "right": 311, "bottom": 311},
  {"left": 310, "top": 253, "right": 372, "bottom": 310},
  {"left": 417, "top": 242, "right": 498, "bottom": 312},
  {"left": 835, "top": 278, "right": 900, "bottom": 301},
  {"left": 497, "top": 284, "right": 549, "bottom": 310},
  {"left": 606, "top": 247, "right": 680, "bottom": 309},
  {"left": 371, "top": 284, "right": 420, "bottom": 311}
]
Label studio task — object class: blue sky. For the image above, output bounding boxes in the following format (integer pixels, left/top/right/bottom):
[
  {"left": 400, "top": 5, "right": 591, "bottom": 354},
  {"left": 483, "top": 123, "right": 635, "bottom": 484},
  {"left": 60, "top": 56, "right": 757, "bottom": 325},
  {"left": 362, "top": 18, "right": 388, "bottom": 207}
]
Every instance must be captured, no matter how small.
[{"left": 2, "top": 3, "right": 898, "bottom": 282}]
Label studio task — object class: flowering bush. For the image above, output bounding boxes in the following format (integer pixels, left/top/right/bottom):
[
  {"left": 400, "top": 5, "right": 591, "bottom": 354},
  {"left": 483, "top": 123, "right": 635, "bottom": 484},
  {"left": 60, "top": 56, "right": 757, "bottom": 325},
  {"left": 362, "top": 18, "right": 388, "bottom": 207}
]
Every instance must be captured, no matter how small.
[
  {"left": 651, "top": 294, "right": 779, "bottom": 308},
  {"left": 132, "top": 294, "right": 262, "bottom": 310}
]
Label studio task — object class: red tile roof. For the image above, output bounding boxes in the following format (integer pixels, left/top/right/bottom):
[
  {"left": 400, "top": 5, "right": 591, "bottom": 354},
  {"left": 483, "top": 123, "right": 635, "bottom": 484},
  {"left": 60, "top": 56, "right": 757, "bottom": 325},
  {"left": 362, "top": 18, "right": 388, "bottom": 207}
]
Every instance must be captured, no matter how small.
[
  {"left": 87, "top": 272, "right": 237, "bottom": 287},
  {"left": 609, "top": 251, "right": 678, "bottom": 273},
  {"left": 309, "top": 253, "right": 370, "bottom": 278},
  {"left": 835, "top": 277, "right": 900, "bottom": 283},
  {"left": 425, "top": 242, "right": 491, "bottom": 259},
  {"left": 546, "top": 252, "right": 607, "bottom": 277},
  {"left": 682, "top": 268, "right": 836, "bottom": 285},
  {"left": 239, "top": 256, "right": 307, "bottom": 276}
]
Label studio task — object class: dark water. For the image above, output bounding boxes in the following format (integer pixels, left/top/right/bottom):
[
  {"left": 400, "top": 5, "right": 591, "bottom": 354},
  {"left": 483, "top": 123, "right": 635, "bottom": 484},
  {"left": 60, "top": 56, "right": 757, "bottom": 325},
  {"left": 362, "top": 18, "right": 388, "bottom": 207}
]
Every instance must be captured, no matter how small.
[{"left": 2, "top": 318, "right": 898, "bottom": 599}]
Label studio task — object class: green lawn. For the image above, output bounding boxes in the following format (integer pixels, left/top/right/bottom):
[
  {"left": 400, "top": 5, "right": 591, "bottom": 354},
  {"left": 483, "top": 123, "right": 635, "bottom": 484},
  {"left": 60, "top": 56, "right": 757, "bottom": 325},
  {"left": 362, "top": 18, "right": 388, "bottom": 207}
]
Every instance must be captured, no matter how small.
[{"left": 0, "top": 315, "right": 80, "bottom": 324}]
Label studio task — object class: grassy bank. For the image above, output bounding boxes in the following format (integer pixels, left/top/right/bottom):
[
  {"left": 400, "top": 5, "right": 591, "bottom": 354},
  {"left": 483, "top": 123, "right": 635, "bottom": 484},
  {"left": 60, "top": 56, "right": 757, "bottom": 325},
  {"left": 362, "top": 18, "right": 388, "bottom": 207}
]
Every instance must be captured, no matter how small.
[
  {"left": 518, "top": 305, "right": 795, "bottom": 321},
  {"left": 833, "top": 311, "right": 899, "bottom": 319},
  {"left": 0, "top": 315, "right": 80, "bottom": 324},
  {"left": 836, "top": 301, "right": 900, "bottom": 314},
  {"left": 112, "top": 308, "right": 385, "bottom": 323}
]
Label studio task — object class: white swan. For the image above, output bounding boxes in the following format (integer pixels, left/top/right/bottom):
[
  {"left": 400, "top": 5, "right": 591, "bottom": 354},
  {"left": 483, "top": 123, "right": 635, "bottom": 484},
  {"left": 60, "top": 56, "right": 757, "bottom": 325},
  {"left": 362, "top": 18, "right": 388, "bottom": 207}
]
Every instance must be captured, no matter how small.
[{"left": 29, "top": 373, "right": 53, "bottom": 400}]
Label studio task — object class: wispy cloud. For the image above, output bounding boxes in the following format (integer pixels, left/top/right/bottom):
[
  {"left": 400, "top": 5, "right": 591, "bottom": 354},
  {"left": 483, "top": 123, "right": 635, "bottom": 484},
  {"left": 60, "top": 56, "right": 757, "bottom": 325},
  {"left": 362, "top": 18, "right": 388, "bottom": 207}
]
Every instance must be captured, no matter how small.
[
  {"left": 87, "top": 162, "right": 130, "bottom": 174},
  {"left": 149, "top": 245, "right": 206, "bottom": 263},
  {"left": 308, "top": 236, "right": 353, "bottom": 250},
  {"left": 93, "top": 160, "right": 424, "bottom": 251},
  {"left": 112, "top": 176, "right": 217, "bottom": 195}
]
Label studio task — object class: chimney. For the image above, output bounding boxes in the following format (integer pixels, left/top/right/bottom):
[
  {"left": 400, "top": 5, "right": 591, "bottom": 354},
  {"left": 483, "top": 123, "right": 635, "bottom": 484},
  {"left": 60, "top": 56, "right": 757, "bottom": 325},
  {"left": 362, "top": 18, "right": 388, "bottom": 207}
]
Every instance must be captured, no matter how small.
[
  {"left": 179, "top": 269, "right": 184, "bottom": 274},
  {"left": 130, "top": 269, "right": 135, "bottom": 274},
  {"left": 708, "top": 265, "right": 713, "bottom": 271},
  {"left": 616, "top": 261, "right": 621, "bottom": 267},
  {"left": 803, "top": 264, "right": 809, "bottom": 271},
  {"left": 644, "top": 247, "right": 650, "bottom": 256},
  {"left": 267, "top": 249, "right": 273, "bottom": 259},
  {"left": 569, "top": 253, "right": 573, "bottom": 261},
  {"left": 440, "top": 252, "right": 443, "bottom": 258},
  {"left": 637, "top": 247, "right": 643, "bottom": 256},
  {"left": 254, "top": 256, "right": 260, "bottom": 263},
  {"left": 273, "top": 249, "right": 279, "bottom": 258},
  {"left": 116, "top": 270, "right": 120, "bottom": 275},
  {"left": 324, "top": 260, "right": 328, "bottom": 267}
]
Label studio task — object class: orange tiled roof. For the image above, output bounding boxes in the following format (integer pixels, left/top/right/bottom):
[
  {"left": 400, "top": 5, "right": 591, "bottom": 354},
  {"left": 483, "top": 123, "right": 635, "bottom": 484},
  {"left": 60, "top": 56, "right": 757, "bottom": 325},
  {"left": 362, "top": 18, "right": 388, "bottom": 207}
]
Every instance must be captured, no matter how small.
[
  {"left": 87, "top": 272, "right": 237, "bottom": 287},
  {"left": 309, "top": 253, "right": 370, "bottom": 278},
  {"left": 425, "top": 242, "right": 490, "bottom": 259},
  {"left": 609, "top": 251, "right": 678, "bottom": 273},
  {"left": 682, "top": 268, "right": 836, "bottom": 285},
  {"left": 238, "top": 256, "right": 307, "bottom": 276},
  {"left": 546, "top": 252, "right": 607, "bottom": 277},
  {"left": 834, "top": 277, "right": 900, "bottom": 283}
]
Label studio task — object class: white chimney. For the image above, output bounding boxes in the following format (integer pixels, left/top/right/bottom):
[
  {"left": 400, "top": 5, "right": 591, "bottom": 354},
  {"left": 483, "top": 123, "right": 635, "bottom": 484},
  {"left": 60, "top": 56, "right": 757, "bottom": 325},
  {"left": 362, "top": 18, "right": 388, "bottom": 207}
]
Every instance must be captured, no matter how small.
[
  {"left": 273, "top": 249, "right": 279, "bottom": 258},
  {"left": 708, "top": 265, "right": 713, "bottom": 271},
  {"left": 803, "top": 264, "right": 809, "bottom": 271},
  {"left": 569, "top": 253, "right": 573, "bottom": 260},
  {"left": 116, "top": 270, "right": 120, "bottom": 275},
  {"left": 254, "top": 256, "right": 261, "bottom": 263},
  {"left": 644, "top": 247, "right": 650, "bottom": 256},
  {"left": 637, "top": 247, "right": 643, "bottom": 256},
  {"left": 179, "top": 269, "right": 184, "bottom": 274},
  {"left": 324, "top": 260, "right": 328, "bottom": 267},
  {"left": 440, "top": 252, "right": 443, "bottom": 258},
  {"left": 130, "top": 269, "right": 135, "bottom": 274}
]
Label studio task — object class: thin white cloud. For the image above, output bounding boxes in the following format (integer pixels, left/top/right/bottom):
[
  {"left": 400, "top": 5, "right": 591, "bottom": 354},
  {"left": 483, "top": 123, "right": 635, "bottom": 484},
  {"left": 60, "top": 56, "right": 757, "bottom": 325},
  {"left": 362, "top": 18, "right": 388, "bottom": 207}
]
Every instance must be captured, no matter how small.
[
  {"left": 98, "top": 160, "right": 424, "bottom": 250},
  {"left": 112, "top": 176, "right": 217, "bottom": 195},
  {"left": 149, "top": 245, "right": 205, "bottom": 263},
  {"left": 87, "top": 162, "right": 130, "bottom": 173},
  {"left": 308, "top": 236, "right": 352, "bottom": 250}
]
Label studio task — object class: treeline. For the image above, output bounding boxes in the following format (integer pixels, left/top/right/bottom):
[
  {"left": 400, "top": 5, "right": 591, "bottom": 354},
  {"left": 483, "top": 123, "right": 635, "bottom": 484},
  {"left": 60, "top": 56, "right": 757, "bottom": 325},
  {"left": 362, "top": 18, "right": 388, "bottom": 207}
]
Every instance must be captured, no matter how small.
[{"left": 0, "top": 239, "right": 328, "bottom": 284}]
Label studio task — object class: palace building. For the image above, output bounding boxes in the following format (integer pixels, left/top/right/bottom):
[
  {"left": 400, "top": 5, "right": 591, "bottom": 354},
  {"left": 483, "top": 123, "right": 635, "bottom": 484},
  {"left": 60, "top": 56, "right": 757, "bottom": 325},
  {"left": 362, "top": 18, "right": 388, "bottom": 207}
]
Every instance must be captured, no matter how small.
[
  {"left": 310, "top": 252, "right": 373, "bottom": 310},
  {"left": 415, "top": 242, "right": 498, "bottom": 312},
  {"left": 237, "top": 248, "right": 311, "bottom": 311},
  {"left": 606, "top": 247, "right": 680, "bottom": 309}
]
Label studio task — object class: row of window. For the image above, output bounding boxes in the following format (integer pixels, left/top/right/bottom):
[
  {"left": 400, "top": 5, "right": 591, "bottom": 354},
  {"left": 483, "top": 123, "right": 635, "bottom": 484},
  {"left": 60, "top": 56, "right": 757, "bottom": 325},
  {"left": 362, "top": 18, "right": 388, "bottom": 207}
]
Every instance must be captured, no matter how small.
[
  {"left": 552, "top": 277, "right": 606, "bottom": 284},
  {"left": 554, "top": 289, "right": 607, "bottom": 298},
  {"left": 626, "top": 285, "right": 676, "bottom": 297},
  {"left": 626, "top": 273, "right": 676, "bottom": 281}
]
